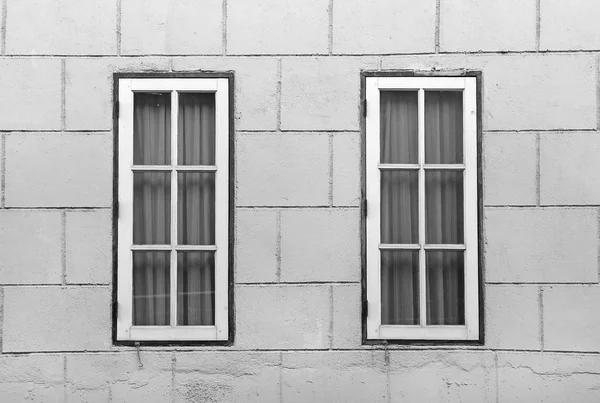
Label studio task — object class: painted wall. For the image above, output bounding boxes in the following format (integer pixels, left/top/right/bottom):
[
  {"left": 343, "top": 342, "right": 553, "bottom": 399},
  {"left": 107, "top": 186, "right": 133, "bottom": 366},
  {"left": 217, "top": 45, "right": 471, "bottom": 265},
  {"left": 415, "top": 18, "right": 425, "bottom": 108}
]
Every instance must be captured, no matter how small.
[{"left": 1, "top": 0, "right": 600, "bottom": 401}]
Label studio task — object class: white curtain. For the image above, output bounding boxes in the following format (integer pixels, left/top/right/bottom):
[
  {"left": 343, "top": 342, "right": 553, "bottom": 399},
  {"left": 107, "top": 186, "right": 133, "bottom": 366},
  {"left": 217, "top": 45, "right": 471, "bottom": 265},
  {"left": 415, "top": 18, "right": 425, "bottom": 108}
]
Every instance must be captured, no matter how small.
[
  {"left": 132, "top": 92, "right": 215, "bottom": 326},
  {"left": 380, "top": 90, "right": 465, "bottom": 326}
]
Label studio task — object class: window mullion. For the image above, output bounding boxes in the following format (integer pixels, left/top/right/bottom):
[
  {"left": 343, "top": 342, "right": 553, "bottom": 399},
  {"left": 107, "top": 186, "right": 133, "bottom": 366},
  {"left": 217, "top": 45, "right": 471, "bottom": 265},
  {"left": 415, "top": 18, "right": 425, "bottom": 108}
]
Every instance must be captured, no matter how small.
[
  {"left": 170, "top": 90, "right": 179, "bottom": 328},
  {"left": 418, "top": 88, "right": 426, "bottom": 328}
]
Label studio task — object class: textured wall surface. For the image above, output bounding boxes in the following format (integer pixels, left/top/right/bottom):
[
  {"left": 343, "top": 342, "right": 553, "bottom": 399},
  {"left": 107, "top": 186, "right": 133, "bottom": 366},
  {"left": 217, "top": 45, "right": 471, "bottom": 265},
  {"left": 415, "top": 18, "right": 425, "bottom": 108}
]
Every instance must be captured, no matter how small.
[{"left": 1, "top": 0, "right": 600, "bottom": 401}]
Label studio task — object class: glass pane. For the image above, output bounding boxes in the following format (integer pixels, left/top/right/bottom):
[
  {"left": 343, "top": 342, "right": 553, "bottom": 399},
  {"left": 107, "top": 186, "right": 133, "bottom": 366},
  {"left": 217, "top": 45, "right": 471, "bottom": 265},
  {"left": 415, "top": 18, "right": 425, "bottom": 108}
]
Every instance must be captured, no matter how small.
[
  {"left": 381, "top": 170, "right": 418, "bottom": 244},
  {"left": 133, "top": 251, "right": 170, "bottom": 325},
  {"left": 380, "top": 91, "right": 418, "bottom": 164},
  {"left": 133, "top": 92, "right": 171, "bottom": 165},
  {"left": 425, "top": 91, "right": 463, "bottom": 164},
  {"left": 133, "top": 172, "right": 171, "bottom": 245},
  {"left": 177, "top": 252, "right": 215, "bottom": 326},
  {"left": 178, "top": 173, "right": 215, "bottom": 245},
  {"left": 381, "top": 251, "right": 419, "bottom": 325},
  {"left": 425, "top": 171, "right": 464, "bottom": 244},
  {"left": 178, "top": 93, "right": 216, "bottom": 165},
  {"left": 426, "top": 251, "right": 465, "bottom": 325}
]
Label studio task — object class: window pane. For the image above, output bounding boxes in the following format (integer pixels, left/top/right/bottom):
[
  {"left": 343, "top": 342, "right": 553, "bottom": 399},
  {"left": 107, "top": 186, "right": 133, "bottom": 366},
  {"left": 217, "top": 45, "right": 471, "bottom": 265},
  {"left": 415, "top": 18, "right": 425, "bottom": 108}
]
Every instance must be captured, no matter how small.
[
  {"left": 177, "top": 252, "right": 215, "bottom": 326},
  {"left": 425, "top": 171, "right": 464, "bottom": 244},
  {"left": 381, "top": 250, "right": 419, "bottom": 325},
  {"left": 178, "top": 173, "right": 215, "bottom": 245},
  {"left": 426, "top": 251, "right": 464, "bottom": 325},
  {"left": 133, "top": 172, "right": 171, "bottom": 245},
  {"left": 178, "top": 93, "right": 216, "bottom": 165},
  {"left": 381, "top": 170, "right": 418, "bottom": 244},
  {"left": 133, "top": 93, "right": 171, "bottom": 165},
  {"left": 425, "top": 91, "right": 463, "bottom": 164},
  {"left": 380, "top": 91, "right": 418, "bottom": 164},
  {"left": 133, "top": 251, "right": 170, "bottom": 325}
]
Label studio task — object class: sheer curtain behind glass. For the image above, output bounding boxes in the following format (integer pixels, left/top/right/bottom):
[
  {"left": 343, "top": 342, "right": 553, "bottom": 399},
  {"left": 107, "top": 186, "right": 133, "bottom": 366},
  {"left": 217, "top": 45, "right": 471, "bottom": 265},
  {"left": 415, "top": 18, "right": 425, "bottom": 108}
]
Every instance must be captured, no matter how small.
[
  {"left": 380, "top": 90, "right": 465, "bottom": 326},
  {"left": 132, "top": 92, "right": 216, "bottom": 326}
]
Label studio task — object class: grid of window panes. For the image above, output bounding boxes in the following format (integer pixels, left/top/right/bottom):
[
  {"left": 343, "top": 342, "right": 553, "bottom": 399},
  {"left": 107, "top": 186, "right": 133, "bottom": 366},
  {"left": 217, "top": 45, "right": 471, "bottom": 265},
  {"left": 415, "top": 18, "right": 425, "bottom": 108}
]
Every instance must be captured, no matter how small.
[
  {"left": 131, "top": 91, "right": 217, "bottom": 327},
  {"left": 379, "top": 89, "right": 465, "bottom": 327}
]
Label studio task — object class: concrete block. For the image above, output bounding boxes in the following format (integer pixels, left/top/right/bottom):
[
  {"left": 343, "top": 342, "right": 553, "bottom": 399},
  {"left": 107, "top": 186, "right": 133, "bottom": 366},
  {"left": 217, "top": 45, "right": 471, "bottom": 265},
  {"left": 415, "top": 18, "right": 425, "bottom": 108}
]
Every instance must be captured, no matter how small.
[
  {"left": 485, "top": 208, "right": 598, "bottom": 283},
  {"left": 281, "top": 57, "right": 378, "bottom": 130},
  {"left": 498, "top": 352, "right": 600, "bottom": 402},
  {"left": 440, "top": 0, "right": 536, "bottom": 51},
  {"left": 540, "top": 0, "right": 600, "bottom": 50},
  {"left": 333, "top": 134, "right": 361, "bottom": 206},
  {"left": 174, "top": 57, "right": 279, "bottom": 130},
  {"left": 544, "top": 286, "right": 600, "bottom": 352},
  {"left": 235, "top": 209, "right": 278, "bottom": 283},
  {"left": 331, "top": 284, "right": 361, "bottom": 348},
  {"left": 483, "top": 54, "right": 596, "bottom": 130},
  {"left": 5, "top": 0, "right": 116, "bottom": 55},
  {"left": 66, "top": 210, "right": 112, "bottom": 284},
  {"left": 227, "top": 0, "right": 328, "bottom": 54},
  {"left": 486, "top": 285, "right": 540, "bottom": 350},
  {"left": 3, "top": 287, "right": 111, "bottom": 351},
  {"left": 0, "top": 354, "right": 64, "bottom": 402},
  {"left": 65, "top": 58, "right": 171, "bottom": 131},
  {"left": 236, "top": 285, "right": 330, "bottom": 349},
  {"left": 483, "top": 133, "right": 537, "bottom": 206},
  {"left": 282, "top": 351, "right": 387, "bottom": 403},
  {"left": 0, "top": 59, "right": 61, "bottom": 130},
  {"left": 237, "top": 135, "right": 329, "bottom": 206},
  {"left": 0, "top": 210, "right": 62, "bottom": 284},
  {"left": 540, "top": 133, "right": 600, "bottom": 205},
  {"left": 67, "top": 353, "right": 172, "bottom": 402},
  {"left": 5, "top": 134, "right": 112, "bottom": 207},
  {"left": 333, "top": 0, "right": 435, "bottom": 54},
  {"left": 121, "top": 0, "right": 222, "bottom": 55},
  {"left": 175, "top": 352, "right": 280, "bottom": 403},
  {"left": 280, "top": 209, "right": 360, "bottom": 282},
  {"left": 389, "top": 351, "right": 496, "bottom": 403}
]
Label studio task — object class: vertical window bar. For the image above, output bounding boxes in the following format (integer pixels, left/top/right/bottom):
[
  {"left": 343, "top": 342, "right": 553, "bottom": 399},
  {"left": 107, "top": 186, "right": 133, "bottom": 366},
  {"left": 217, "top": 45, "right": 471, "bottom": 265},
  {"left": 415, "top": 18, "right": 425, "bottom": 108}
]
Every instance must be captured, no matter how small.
[
  {"left": 417, "top": 88, "right": 426, "bottom": 327},
  {"left": 170, "top": 90, "right": 178, "bottom": 327}
]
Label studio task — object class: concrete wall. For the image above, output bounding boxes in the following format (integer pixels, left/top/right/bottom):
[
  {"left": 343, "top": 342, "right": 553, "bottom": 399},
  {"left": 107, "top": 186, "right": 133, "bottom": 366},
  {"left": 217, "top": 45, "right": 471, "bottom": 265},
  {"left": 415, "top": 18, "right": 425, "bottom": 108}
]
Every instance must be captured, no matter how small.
[{"left": 1, "top": 0, "right": 600, "bottom": 401}]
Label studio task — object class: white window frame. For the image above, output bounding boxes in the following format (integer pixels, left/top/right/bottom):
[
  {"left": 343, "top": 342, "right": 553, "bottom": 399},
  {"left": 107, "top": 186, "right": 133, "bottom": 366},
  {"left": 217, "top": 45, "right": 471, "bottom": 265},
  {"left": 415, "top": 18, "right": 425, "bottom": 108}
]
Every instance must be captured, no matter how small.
[
  {"left": 116, "top": 77, "right": 230, "bottom": 341},
  {"left": 365, "top": 76, "right": 479, "bottom": 341}
]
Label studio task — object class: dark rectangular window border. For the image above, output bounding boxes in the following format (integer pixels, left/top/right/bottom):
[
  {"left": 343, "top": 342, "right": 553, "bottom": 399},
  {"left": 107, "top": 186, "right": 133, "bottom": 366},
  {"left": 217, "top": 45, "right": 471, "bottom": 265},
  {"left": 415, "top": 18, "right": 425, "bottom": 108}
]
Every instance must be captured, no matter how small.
[
  {"left": 360, "top": 70, "right": 484, "bottom": 346},
  {"left": 112, "top": 71, "right": 235, "bottom": 347}
]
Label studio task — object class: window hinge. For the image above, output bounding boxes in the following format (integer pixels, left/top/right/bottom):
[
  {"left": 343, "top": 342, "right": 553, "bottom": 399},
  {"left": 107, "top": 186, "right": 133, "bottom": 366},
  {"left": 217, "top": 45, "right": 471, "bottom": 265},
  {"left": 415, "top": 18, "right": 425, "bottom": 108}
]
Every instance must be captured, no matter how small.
[
  {"left": 363, "top": 299, "right": 369, "bottom": 319},
  {"left": 363, "top": 99, "right": 367, "bottom": 117},
  {"left": 115, "top": 100, "right": 119, "bottom": 119},
  {"left": 363, "top": 200, "right": 367, "bottom": 217}
]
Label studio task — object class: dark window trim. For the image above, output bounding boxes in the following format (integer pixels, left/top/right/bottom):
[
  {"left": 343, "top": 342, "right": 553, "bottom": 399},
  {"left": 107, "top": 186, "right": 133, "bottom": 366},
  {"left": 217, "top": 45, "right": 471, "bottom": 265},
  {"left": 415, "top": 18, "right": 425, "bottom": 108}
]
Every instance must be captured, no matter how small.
[
  {"left": 111, "top": 71, "right": 236, "bottom": 347},
  {"left": 359, "top": 70, "right": 485, "bottom": 345}
]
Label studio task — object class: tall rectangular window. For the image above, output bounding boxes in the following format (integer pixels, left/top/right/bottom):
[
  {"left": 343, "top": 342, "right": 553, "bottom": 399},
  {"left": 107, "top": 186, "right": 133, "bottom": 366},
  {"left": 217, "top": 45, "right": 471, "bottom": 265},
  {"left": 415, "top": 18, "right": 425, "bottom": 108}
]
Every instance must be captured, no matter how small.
[
  {"left": 365, "top": 76, "right": 480, "bottom": 341},
  {"left": 116, "top": 77, "right": 231, "bottom": 342}
]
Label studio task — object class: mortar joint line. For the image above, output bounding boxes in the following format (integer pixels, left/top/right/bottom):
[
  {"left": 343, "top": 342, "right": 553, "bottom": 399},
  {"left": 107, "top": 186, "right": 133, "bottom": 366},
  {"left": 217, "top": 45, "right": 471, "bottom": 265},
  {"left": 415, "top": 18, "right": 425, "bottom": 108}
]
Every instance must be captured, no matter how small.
[
  {"left": 278, "top": 352, "right": 283, "bottom": 403},
  {"left": 116, "top": 0, "right": 122, "bottom": 56},
  {"left": 597, "top": 206, "right": 600, "bottom": 282},
  {"left": 222, "top": 0, "right": 228, "bottom": 55},
  {"left": 328, "top": 285, "right": 334, "bottom": 349},
  {"left": 1, "top": 133, "right": 5, "bottom": 208},
  {"left": 61, "top": 211, "right": 67, "bottom": 286},
  {"left": 328, "top": 133, "right": 334, "bottom": 206},
  {"left": 0, "top": 0, "right": 6, "bottom": 55},
  {"left": 61, "top": 59, "right": 66, "bottom": 131},
  {"left": 494, "top": 352, "right": 499, "bottom": 403},
  {"left": 276, "top": 210, "right": 282, "bottom": 282},
  {"left": 596, "top": 56, "right": 600, "bottom": 131},
  {"left": 535, "top": 0, "right": 541, "bottom": 52},
  {"left": 539, "top": 286, "right": 544, "bottom": 352},
  {"left": 328, "top": 0, "right": 334, "bottom": 55},
  {"left": 0, "top": 287, "right": 4, "bottom": 352},
  {"left": 536, "top": 132, "right": 540, "bottom": 206},
  {"left": 276, "top": 58, "right": 282, "bottom": 132},
  {"left": 435, "top": 0, "right": 441, "bottom": 53},
  {"left": 171, "top": 353, "right": 176, "bottom": 403},
  {"left": 385, "top": 342, "right": 391, "bottom": 403},
  {"left": 63, "top": 355, "right": 68, "bottom": 401}
]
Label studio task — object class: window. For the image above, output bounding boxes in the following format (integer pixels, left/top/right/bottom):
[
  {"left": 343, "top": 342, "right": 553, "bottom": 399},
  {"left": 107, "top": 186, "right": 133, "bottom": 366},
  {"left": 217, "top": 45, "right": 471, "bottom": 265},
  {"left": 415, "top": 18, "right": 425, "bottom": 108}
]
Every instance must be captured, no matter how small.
[
  {"left": 364, "top": 75, "right": 480, "bottom": 341},
  {"left": 115, "top": 76, "right": 232, "bottom": 342}
]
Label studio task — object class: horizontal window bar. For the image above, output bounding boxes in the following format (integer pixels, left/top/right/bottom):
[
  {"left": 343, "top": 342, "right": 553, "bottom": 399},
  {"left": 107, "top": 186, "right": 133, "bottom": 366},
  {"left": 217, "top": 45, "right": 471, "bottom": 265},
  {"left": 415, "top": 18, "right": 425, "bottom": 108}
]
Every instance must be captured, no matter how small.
[
  {"left": 378, "top": 164, "right": 419, "bottom": 170},
  {"left": 423, "top": 164, "right": 465, "bottom": 170},
  {"left": 423, "top": 244, "right": 466, "bottom": 250},
  {"left": 131, "top": 165, "right": 217, "bottom": 172},
  {"left": 379, "top": 244, "right": 420, "bottom": 250},
  {"left": 130, "top": 245, "right": 217, "bottom": 251}
]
